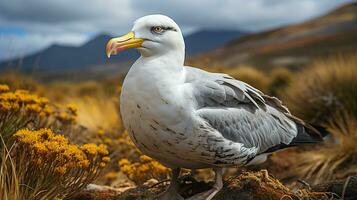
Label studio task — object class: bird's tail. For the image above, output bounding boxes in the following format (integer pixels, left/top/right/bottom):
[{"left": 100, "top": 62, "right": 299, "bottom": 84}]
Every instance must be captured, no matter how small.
[
  {"left": 262, "top": 118, "right": 329, "bottom": 154},
  {"left": 290, "top": 119, "right": 329, "bottom": 145}
]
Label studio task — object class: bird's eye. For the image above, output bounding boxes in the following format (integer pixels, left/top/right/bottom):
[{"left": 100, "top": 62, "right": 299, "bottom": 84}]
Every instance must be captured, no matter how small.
[{"left": 152, "top": 26, "right": 164, "bottom": 34}]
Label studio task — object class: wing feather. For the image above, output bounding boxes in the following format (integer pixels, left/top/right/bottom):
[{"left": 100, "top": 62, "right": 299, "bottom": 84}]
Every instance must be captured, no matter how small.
[{"left": 185, "top": 66, "right": 322, "bottom": 155}]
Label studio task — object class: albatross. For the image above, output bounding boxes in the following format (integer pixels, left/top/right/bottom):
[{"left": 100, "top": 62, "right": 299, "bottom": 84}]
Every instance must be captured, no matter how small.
[{"left": 106, "top": 15, "right": 324, "bottom": 200}]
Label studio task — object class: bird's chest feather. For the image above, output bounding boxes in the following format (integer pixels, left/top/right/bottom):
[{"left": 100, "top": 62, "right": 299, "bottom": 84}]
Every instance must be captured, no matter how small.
[
  {"left": 120, "top": 67, "right": 193, "bottom": 160},
  {"left": 121, "top": 69, "right": 186, "bottom": 125}
]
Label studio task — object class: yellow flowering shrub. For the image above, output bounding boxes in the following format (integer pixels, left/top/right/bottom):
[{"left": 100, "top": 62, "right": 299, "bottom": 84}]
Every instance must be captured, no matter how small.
[
  {"left": 0, "top": 85, "right": 77, "bottom": 147},
  {"left": 92, "top": 129, "right": 170, "bottom": 184},
  {"left": 15, "top": 129, "right": 109, "bottom": 173},
  {"left": 118, "top": 155, "right": 170, "bottom": 184},
  {"left": 0, "top": 85, "right": 111, "bottom": 200},
  {"left": 10, "top": 128, "right": 110, "bottom": 199},
  {"left": 0, "top": 84, "right": 9, "bottom": 93},
  {"left": 87, "top": 129, "right": 140, "bottom": 173}
]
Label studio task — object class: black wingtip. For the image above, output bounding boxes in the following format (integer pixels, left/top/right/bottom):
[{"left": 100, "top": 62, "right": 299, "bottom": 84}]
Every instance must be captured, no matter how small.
[
  {"left": 310, "top": 124, "right": 330, "bottom": 138},
  {"left": 292, "top": 122, "right": 332, "bottom": 144},
  {"left": 292, "top": 126, "right": 321, "bottom": 144},
  {"left": 263, "top": 121, "right": 329, "bottom": 154}
]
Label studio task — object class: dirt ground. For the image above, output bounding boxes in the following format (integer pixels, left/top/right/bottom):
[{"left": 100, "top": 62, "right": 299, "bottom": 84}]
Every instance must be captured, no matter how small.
[{"left": 71, "top": 170, "right": 357, "bottom": 200}]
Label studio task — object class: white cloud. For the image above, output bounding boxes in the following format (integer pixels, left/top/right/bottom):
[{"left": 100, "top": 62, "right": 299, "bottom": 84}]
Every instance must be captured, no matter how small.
[
  {"left": 0, "top": 33, "right": 88, "bottom": 60},
  {"left": 0, "top": 0, "right": 133, "bottom": 23},
  {"left": 131, "top": 0, "right": 354, "bottom": 31},
  {"left": 0, "top": 0, "right": 354, "bottom": 61},
  {"left": 0, "top": 0, "right": 134, "bottom": 34}
]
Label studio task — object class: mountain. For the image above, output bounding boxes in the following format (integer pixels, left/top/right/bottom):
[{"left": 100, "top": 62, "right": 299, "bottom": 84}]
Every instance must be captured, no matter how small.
[
  {"left": 185, "top": 30, "right": 246, "bottom": 55},
  {"left": 0, "top": 30, "right": 246, "bottom": 75},
  {"left": 0, "top": 34, "right": 139, "bottom": 73},
  {"left": 195, "top": 2, "right": 357, "bottom": 70}
]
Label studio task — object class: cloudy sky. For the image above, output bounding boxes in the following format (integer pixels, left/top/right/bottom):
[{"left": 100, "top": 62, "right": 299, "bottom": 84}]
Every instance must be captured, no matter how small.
[{"left": 0, "top": 0, "right": 354, "bottom": 61}]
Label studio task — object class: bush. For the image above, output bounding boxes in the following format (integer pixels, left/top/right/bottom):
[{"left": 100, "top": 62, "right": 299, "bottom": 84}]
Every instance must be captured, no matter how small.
[
  {"left": 0, "top": 84, "right": 109, "bottom": 200},
  {"left": 118, "top": 155, "right": 170, "bottom": 184},
  {"left": 283, "top": 55, "right": 357, "bottom": 125},
  {"left": 0, "top": 72, "right": 43, "bottom": 93},
  {"left": 268, "top": 67, "right": 292, "bottom": 97},
  {"left": 295, "top": 112, "right": 357, "bottom": 184},
  {"left": 283, "top": 54, "right": 357, "bottom": 184}
]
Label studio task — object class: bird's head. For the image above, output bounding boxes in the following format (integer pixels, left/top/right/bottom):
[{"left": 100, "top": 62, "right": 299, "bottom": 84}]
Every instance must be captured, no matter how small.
[{"left": 106, "top": 15, "right": 184, "bottom": 58}]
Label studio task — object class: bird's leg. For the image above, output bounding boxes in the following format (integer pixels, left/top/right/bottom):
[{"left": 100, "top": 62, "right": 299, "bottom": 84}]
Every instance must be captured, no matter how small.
[
  {"left": 186, "top": 168, "right": 224, "bottom": 200},
  {"left": 157, "top": 168, "right": 184, "bottom": 200}
]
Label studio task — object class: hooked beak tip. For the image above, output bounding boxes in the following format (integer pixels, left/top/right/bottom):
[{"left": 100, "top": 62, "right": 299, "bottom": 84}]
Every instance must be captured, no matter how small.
[
  {"left": 105, "top": 31, "right": 143, "bottom": 59},
  {"left": 106, "top": 41, "right": 113, "bottom": 58}
]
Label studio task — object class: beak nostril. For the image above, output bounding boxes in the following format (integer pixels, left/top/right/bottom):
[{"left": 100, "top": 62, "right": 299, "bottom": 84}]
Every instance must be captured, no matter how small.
[{"left": 117, "top": 38, "right": 131, "bottom": 43}]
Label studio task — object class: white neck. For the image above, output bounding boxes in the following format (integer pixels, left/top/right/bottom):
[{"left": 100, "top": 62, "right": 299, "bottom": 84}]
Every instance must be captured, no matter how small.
[
  {"left": 133, "top": 49, "right": 185, "bottom": 75},
  {"left": 123, "top": 50, "right": 186, "bottom": 101}
]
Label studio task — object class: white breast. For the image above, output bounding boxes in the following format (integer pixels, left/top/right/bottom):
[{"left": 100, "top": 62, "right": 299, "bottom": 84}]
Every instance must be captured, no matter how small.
[{"left": 120, "top": 61, "right": 203, "bottom": 168}]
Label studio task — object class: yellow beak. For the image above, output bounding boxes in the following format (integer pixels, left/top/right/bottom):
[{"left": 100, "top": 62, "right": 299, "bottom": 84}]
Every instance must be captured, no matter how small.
[{"left": 106, "top": 31, "right": 144, "bottom": 58}]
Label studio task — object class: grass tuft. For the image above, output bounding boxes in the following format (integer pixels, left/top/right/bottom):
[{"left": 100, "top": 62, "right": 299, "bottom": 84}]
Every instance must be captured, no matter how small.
[
  {"left": 295, "top": 111, "right": 357, "bottom": 184},
  {"left": 283, "top": 54, "right": 357, "bottom": 124}
]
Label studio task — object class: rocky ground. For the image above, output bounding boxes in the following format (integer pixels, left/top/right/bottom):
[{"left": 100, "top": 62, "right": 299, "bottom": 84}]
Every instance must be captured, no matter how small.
[{"left": 71, "top": 170, "right": 357, "bottom": 200}]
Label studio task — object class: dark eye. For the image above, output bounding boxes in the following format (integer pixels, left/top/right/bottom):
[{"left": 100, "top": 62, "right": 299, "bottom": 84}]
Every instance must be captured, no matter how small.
[{"left": 152, "top": 26, "right": 164, "bottom": 34}]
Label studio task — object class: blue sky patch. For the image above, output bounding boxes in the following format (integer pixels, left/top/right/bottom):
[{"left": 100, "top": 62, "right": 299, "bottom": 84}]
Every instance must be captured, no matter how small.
[{"left": 0, "top": 26, "right": 27, "bottom": 36}]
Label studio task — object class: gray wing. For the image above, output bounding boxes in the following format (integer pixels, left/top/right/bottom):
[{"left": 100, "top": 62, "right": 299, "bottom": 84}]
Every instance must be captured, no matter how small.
[{"left": 185, "top": 66, "right": 321, "bottom": 155}]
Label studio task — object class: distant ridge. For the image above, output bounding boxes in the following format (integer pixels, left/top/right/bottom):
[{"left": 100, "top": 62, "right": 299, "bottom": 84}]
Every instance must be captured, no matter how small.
[
  {"left": 0, "top": 30, "right": 246, "bottom": 74},
  {"left": 196, "top": 2, "right": 357, "bottom": 69},
  {"left": 0, "top": 34, "right": 139, "bottom": 72},
  {"left": 185, "top": 30, "right": 246, "bottom": 55}
]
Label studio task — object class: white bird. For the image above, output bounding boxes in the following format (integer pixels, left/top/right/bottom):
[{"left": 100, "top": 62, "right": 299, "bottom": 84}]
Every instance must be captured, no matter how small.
[{"left": 106, "top": 15, "right": 323, "bottom": 200}]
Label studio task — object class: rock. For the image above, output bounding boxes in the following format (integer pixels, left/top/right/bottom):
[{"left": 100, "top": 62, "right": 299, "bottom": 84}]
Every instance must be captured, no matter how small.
[
  {"left": 312, "top": 175, "right": 357, "bottom": 200},
  {"left": 143, "top": 179, "right": 159, "bottom": 187},
  {"left": 70, "top": 183, "right": 133, "bottom": 200},
  {"left": 109, "top": 172, "right": 137, "bottom": 190},
  {"left": 85, "top": 184, "right": 120, "bottom": 192}
]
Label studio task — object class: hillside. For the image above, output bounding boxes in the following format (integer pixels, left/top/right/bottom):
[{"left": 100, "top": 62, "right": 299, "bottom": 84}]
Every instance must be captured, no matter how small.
[
  {"left": 194, "top": 2, "right": 357, "bottom": 70},
  {"left": 0, "top": 30, "right": 246, "bottom": 76},
  {"left": 185, "top": 30, "right": 246, "bottom": 55},
  {"left": 0, "top": 34, "right": 137, "bottom": 74}
]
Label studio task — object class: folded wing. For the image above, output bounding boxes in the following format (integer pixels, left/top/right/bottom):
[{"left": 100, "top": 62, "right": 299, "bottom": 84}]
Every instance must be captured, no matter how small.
[{"left": 185, "top": 66, "right": 322, "bottom": 155}]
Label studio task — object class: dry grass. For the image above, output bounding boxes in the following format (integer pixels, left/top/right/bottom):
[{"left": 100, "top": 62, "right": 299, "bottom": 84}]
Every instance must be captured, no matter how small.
[
  {"left": 69, "top": 96, "right": 122, "bottom": 132},
  {"left": 281, "top": 54, "right": 357, "bottom": 184},
  {"left": 268, "top": 67, "right": 292, "bottom": 96},
  {"left": 0, "top": 145, "right": 21, "bottom": 200},
  {"left": 0, "top": 72, "right": 43, "bottom": 94},
  {"left": 295, "top": 112, "right": 357, "bottom": 184},
  {"left": 283, "top": 54, "right": 357, "bottom": 124}
]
